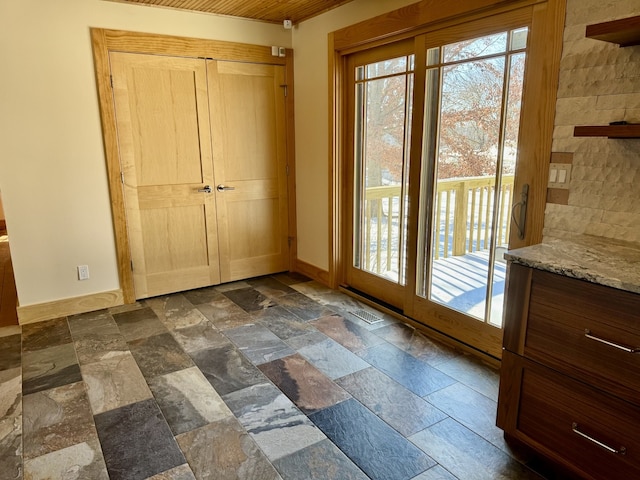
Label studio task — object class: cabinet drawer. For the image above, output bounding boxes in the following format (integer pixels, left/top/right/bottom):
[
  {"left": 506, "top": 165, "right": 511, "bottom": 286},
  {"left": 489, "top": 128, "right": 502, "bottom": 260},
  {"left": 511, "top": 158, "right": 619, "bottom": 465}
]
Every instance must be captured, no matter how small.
[
  {"left": 524, "top": 269, "right": 640, "bottom": 406},
  {"left": 511, "top": 354, "right": 640, "bottom": 480}
]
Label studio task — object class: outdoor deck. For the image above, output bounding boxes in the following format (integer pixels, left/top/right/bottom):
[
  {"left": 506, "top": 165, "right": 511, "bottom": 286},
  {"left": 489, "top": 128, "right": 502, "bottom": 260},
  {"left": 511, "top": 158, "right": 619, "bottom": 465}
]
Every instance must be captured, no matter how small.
[
  {"left": 361, "top": 175, "right": 512, "bottom": 326},
  {"left": 431, "top": 249, "right": 506, "bottom": 325}
]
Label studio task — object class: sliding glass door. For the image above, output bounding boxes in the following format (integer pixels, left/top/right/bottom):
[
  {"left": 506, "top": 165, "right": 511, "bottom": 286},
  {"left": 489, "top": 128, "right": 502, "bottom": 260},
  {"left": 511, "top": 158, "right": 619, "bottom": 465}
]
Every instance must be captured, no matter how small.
[
  {"left": 344, "top": 12, "right": 538, "bottom": 356},
  {"left": 345, "top": 41, "right": 414, "bottom": 308}
]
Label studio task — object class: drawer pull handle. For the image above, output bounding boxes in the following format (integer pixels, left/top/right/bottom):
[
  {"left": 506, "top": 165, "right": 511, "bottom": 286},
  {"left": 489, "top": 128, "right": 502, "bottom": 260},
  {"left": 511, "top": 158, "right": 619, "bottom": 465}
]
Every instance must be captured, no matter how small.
[
  {"left": 572, "top": 423, "right": 626, "bottom": 455},
  {"left": 584, "top": 329, "right": 639, "bottom": 353}
]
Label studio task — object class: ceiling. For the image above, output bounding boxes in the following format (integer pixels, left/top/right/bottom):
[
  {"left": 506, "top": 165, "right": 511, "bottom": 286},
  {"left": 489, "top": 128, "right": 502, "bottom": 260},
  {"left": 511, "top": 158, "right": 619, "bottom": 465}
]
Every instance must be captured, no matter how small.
[{"left": 107, "top": 0, "right": 359, "bottom": 25}]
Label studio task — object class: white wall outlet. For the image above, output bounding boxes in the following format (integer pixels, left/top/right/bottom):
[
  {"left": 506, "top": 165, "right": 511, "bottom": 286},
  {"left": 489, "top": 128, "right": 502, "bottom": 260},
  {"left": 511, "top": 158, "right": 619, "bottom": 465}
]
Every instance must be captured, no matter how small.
[
  {"left": 77, "top": 264, "right": 90, "bottom": 281},
  {"left": 548, "top": 163, "right": 572, "bottom": 189},
  {"left": 283, "top": 19, "right": 292, "bottom": 29}
]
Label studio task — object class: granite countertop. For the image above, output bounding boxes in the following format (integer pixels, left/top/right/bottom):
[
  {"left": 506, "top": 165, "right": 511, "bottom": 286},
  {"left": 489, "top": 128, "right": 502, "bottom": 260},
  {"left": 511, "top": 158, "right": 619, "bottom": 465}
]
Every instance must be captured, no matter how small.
[{"left": 505, "top": 235, "right": 640, "bottom": 295}]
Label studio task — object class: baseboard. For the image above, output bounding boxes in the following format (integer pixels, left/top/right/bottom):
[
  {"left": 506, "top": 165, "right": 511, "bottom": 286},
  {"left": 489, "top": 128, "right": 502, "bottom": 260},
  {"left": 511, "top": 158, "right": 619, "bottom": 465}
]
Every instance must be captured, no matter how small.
[
  {"left": 292, "top": 259, "right": 330, "bottom": 287},
  {"left": 17, "top": 289, "right": 124, "bottom": 325}
]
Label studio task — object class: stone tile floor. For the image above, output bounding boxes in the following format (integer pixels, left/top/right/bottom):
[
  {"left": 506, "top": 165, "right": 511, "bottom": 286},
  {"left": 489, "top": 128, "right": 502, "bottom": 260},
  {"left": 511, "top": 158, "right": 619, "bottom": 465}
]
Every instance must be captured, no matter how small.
[{"left": 0, "top": 272, "right": 553, "bottom": 480}]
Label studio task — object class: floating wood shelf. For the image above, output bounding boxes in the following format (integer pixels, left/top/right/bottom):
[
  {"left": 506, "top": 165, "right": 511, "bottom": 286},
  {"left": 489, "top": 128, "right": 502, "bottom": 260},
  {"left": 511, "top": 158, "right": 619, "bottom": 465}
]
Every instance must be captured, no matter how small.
[
  {"left": 574, "top": 125, "right": 640, "bottom": 139},
  {"left": 585, "top": 15, "right": 640, "bottom": 46},
  {"left": 577, "top": 17, "right": 640, "bottom": 140}
]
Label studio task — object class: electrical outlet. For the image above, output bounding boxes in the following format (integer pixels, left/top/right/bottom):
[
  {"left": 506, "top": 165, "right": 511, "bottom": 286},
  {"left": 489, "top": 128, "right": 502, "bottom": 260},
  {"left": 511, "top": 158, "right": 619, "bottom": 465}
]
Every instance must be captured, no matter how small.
[{"left": 77, "top": 265, "right": 90, "bottom": 281}]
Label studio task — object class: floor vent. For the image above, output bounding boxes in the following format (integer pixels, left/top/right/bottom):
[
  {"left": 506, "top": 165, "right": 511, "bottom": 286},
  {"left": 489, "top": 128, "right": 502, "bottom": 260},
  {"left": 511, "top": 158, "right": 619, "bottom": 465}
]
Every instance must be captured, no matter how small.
[{"left": 350, "top": 309, "right": 383, "bottom": 324}]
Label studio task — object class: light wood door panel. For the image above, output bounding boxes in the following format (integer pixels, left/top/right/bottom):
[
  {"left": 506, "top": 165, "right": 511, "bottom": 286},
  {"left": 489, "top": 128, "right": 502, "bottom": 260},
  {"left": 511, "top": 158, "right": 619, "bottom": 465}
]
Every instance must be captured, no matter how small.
[
  {"left": 208, "top": 60, "right": 289, "bottom": 282},
  {"left": 110, "top": 52, "right": 221, "bottom": 298}
]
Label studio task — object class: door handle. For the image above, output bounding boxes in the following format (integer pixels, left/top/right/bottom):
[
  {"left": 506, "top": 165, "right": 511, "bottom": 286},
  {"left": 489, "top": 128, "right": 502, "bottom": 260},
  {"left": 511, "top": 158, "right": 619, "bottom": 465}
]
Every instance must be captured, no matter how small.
[
  {"left": 216, "top": 185, "right": 236, "bottom": 192},
  {"left": 511, "top": 183, "right": 529, "bottom": 240},
  {"left": 198, "top": 185, "right": 212, "bottom": 193}
]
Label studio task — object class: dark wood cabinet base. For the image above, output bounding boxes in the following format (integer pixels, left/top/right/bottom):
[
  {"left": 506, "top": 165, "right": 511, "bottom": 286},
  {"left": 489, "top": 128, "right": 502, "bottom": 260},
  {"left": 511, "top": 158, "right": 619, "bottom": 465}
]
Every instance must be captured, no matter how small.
[{"left": 497, "top": 263, "right": 640, "bottom": 480}]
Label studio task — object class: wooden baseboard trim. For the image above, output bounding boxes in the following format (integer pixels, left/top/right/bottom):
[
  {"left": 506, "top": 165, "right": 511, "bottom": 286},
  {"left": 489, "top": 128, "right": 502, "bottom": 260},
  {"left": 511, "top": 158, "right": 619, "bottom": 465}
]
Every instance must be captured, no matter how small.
[
  {"left": 17, "top": 289, "right": 124, "bottom": 325},
  {"left": 292, "top": 259, "right": 330, "bottom": 287}
]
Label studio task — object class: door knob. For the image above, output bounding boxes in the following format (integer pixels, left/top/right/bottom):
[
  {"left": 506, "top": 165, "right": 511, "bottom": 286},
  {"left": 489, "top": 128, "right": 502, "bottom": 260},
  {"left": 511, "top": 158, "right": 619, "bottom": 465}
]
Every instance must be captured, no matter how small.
[
  {"left": 216, "top": 185, "right": 236, "bottom": 192},
  {"left": 198, "top": 185, "right": 212, "bottom": 193}
]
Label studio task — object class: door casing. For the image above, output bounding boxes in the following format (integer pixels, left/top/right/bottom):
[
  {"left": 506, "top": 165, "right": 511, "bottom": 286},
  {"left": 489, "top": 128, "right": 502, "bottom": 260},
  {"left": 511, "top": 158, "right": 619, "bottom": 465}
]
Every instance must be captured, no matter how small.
[{"left": 91, "top": 28, "right": 297, "bottom": 303}]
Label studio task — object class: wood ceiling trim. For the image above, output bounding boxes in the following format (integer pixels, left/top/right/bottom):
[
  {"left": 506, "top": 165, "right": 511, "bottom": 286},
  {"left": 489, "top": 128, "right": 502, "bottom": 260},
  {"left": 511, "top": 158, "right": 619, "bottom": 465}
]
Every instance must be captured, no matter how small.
[{"left": 104, "top": 0, "right": 357, "bottom": 24}]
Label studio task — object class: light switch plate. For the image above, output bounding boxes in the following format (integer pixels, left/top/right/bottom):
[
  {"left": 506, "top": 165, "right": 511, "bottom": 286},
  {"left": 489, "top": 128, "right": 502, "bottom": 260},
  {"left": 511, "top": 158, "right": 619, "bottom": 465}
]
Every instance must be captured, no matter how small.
[
  {"left": 548, "top": 163, "right": 572, "bottom": 189},
  {"left": 77, "top": 265, "right": 90, "bottom": 281}
]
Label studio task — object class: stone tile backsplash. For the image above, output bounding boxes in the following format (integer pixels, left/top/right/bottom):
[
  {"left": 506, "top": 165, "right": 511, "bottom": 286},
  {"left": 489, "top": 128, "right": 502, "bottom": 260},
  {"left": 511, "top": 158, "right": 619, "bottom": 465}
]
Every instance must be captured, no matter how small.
[{"left": 544, "top": 0, "right": 640, "bottom": 245}]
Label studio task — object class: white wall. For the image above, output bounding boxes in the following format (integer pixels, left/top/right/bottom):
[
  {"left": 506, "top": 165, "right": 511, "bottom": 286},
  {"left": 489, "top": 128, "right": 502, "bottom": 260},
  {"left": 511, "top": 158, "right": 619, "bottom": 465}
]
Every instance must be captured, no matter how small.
[
  {"left": 544, "top": 0, "right": 640, "bottom": 244},
  {"left": 292, "top": 0, "right": 417, "bottom": 271},
  {"left": 0, "top": 0, "right": 291, "bottom": 306}
]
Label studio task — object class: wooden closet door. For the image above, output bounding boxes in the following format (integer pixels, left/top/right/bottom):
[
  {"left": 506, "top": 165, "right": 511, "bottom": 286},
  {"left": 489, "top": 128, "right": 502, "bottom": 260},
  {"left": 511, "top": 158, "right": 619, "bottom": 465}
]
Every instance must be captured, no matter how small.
[
  {"left": 207, "top": 60, "right": 289, "bottom": 282},
  {"left": 110, "top": 52, "right": 220, "bottom": 298}
]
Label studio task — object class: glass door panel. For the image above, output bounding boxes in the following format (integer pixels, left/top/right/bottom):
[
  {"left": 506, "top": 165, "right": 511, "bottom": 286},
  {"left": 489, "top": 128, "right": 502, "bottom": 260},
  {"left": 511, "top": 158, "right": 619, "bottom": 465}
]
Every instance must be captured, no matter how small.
[
  {"left": 418, "top": 27, "right": 528, "bottom": 326},
  {"left": 354, "top": 56, "right": 413, "bottom": 283},
  {"left": 490, "top": 45, "right": 527, "bottom": 326},
  {"left": 346, "top": 41, "right": 414, "bottom": 308}
]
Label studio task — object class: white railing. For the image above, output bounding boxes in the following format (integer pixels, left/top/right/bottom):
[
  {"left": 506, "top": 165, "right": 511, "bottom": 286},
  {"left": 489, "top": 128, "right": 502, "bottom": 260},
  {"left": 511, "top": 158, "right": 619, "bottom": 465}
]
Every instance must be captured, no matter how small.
[
  {"left": 433, "top": 175, "right": 514, "bottom": 259},
  {"left": 362, "top": 175, "right": 514, "bottom": 275}
]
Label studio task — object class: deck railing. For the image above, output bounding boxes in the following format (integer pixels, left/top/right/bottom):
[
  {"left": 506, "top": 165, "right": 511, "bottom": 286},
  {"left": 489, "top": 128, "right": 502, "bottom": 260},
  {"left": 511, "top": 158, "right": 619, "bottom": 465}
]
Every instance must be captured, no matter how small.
[
  {"left": 362, "top": 185, "right": 403, "bottom": 274},
  {"left": 433, "top": 175, "right": 514, "bottom": 259},
  {"left": 362, "top": 175, "right": 514, "bottom": 274}
]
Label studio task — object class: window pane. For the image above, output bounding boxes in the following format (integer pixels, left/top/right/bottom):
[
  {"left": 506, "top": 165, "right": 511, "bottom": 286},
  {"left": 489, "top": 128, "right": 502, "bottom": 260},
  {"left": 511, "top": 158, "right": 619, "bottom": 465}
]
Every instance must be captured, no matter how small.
[
  {"left": 510, "top": 27, "right": 529, "bottom": 51},
  {"left": 443, "top": 32, "right": 508, "bottom": 63},
  {"left": 426, "top": 47, "right": 440, "bottom": 66},
  {"left": 416, "top": 67, "right": 440, "bottom": 297},
  {"left": 399, "top": 72, "right": 414, "bottom": 283},
  {"left": 366, "top": 56, "right": 407, "bottom": 79},
  {"left": 503, "top": 53, "right": 525, "bottom": 178},
  {"left": 354, "top": 68, "right": 411, "bottom": 283},
  {"left": 438, "top": 57, "right": 506, "bottom": 180},
  {"left": 353, "top": 81, "right": 365, "bottom": 268},
  {"left": 427, "top": 56, "right": 507, "bottom": 318},
  {"left": 489, "top": 51, "right": 526, "bottom": 327}
]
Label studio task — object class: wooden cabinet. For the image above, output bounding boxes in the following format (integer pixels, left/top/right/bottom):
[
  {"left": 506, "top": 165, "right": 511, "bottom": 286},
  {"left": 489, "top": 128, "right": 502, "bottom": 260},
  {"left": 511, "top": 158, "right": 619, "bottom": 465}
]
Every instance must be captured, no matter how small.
[{"left": 497, "top": 263, "right": 640, "bottom": 480}]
